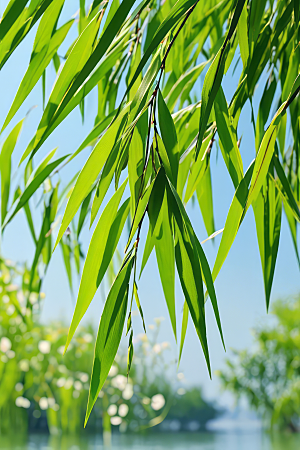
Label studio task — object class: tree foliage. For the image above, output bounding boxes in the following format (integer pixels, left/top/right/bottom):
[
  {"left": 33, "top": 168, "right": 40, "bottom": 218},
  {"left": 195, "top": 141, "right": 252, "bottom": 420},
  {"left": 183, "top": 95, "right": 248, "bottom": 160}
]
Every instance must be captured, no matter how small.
[
  {"left": 218, "top": 296, "right": 300, "bottom": 433},
  {"left": 0, "top": 0, "right": 299, "bottom": 424}
]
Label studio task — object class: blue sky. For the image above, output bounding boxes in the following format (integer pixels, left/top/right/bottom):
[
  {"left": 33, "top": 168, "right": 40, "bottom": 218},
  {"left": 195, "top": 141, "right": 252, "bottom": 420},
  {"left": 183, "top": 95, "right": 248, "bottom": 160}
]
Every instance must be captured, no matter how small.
[{"left": 0, "top": 0, "right": 299, "bottom": 406}]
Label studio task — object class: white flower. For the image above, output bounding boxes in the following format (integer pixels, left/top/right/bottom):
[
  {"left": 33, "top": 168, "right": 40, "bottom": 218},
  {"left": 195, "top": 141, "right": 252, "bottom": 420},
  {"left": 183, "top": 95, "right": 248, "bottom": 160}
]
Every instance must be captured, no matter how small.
[
  {"left": 48, "top": 398, "right": 55, "bottom": 407},
  {"left": 19, "top": 359, "right": 29, "bottom": 372},
  {"left": 29, "top": 293, "right": 38, "bottom": 305},
  {"left": 38, "top": 340, "right": 51, "bottom": 354},
  {"left": 6, "top": 304, "right": 15, "bottom": 315},
  {"left": 7, "top": 350, "right": 15, "bottom": 359},
  {"left": 83, "top": 333, "right": 93, "bottom": 343},
  {"left": 74, "top": 381, "right": 82, "bottom": 391},
  {"left": 153, "top": 344, "right": 161, "bottom": 354},
  {"left": 16, "top": 397, "right": 30, "bottom": 409},
  {"left": 15, "top": 383, "right": 23, "bottom": 392},
  {"left": 177, "top": 372, "right": 184, "bottom": 381},
  {"left": 0, "top": 337, "right": 12, "bottom": 353},
  {"left": 142, "top": 397, "right": 150, "bottom": 405},
  {"left": 110, "top": 416, "right": 122, "bottom": 426},
  {"left": 17, "top": 291, "right": 25, "bottom": 304},
  {"left": 177, "top": 388, "right": 186, "bottom": 395},
  {"left": 64, "top": 377, "right": 73, "bottom": 390},
  {"left": 111, "top": 375, "right": 127, "bottom": 391},
  {"left": 39, "top": 397, "right": 48, "bottom": 410},
  {"left": 57, "top": 346, "right": 64, "bottom": 355},
  {"left": 151, "top": 394, "right": 165, "bottom": 411},
  {"left": 118, "top": 404, "right": 129, "bottom": 417},
  {"left": 56, "top": 377, "right": 66, "bottom": 388},
  {"left": 108, "top": 365, "right": 118, "bottom": 377},
  {"left": 80, "top": 373, "right": 89, "bottom": 383},
  {"left": 6, "top": 284, "right": 18, "bottom": 292},
  {"left": 122, "top": 384, "right": 133, "bottom": 400},
  {"left": 107, "top": 404, "right": 118, "bottom": 416}
]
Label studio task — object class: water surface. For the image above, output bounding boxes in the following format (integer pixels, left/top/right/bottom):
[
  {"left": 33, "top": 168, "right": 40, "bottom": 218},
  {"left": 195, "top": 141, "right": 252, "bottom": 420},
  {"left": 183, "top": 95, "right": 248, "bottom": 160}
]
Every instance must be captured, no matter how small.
[{"left": 1, "top": 432, "right": 300, "bottom": 450}]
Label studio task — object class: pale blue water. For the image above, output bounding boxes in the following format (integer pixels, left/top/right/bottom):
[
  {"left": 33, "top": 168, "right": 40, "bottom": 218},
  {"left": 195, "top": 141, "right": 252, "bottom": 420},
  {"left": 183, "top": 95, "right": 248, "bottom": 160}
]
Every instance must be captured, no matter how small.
[{"left": 0, "top": 432, "right": 299, "bottom": 450}]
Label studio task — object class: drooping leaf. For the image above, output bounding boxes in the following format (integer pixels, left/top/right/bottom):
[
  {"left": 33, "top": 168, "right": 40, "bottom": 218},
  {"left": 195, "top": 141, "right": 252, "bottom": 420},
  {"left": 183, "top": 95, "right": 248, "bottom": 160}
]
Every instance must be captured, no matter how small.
[
  {"left": 54, "top": 104, "right": 130, "bottom": 249},
  {"left": 0, "top": 119, "right": 24, "bottom": 225},
  {"left": 178, "top": 301, "right": 189, "bottom": 367},
  {"left": 65, "top": 180, "right": 129, "bottom": 352},
  {"left": 85, "top": 251, "right": 134, "bottom": 424}
]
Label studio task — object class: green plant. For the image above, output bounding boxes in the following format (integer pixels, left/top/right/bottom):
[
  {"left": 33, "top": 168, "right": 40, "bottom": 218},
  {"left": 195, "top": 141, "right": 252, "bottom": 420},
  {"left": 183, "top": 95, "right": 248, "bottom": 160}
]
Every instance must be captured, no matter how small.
[
  {"left": 0, "top": 260, "right": 216, "bottom": 434},
  {"left": 217, "top": 296, "right": 300, "bottom": 432},
  {"left": 0, "top": 0, "right": 299, "bottom": 423}
]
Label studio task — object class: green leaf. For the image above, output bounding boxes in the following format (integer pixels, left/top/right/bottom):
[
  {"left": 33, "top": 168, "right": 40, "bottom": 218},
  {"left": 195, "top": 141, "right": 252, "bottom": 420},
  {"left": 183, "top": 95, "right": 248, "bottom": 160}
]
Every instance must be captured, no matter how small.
[
  {"left": 196, "top": 162, "right": 215, "bottom": 238},
  {"left": 26, "top": 0, "right": 137, "bottom": 159},
  {"left": 184, "top": 132, "right": 213, "bottom": 204},
  {"left": 166, "top": 61, "right": 207, "bottom": 112},
  {"left": 90, "top": 138, "right": 125, "bottom": 226},
  {"left": 214, "top": 86, "right": 243, "bottom": 189},
  {"left": 85, "top": 251, "right": 134, "bottom": 424},
  {"left": 0, "top": 0, "right": 28, "bottom": 41},
  {"left": 124, "top": 0, "right": 201, "bottom": 100},
  {"left": 212, "top": 161, "right": 254, "bottom": 281},
  {"left": 249, "top": 0, "right": 267, "bottom": 54},
  {"left": 133, "top": 282, "right": 146, "bottom": 333},
  {"left": 0, "top": 119, "right": 24, "bottom": 225},
  {"left": 237, "top": 1, "right": 249, "bottom": 69},
  {"left": 195, "top": 0, "right": 246, "bottom": 158},
  {"left": 65, "top": 180, "right": 129, "bottom": 352},
  {"left": 54, "top": 104, "right": 130, "bottom": 249},
  {"left": 139, "top": 226, "right": 155, "bottom": 278},
  {"left": 3, "top": 154, "right": 68, "bottom": 229},
  {"left": 178, "top": 301, "right": 189, "bottom": 367},
  {"left": 273, "top": 156, "right": 300, "bottom": 223},
  {"left": 125, "top": 178, "right": 155, "bottom": 252},
  {"left": 245, "top": 120, "right": 280, "bottom": 211},
  {"left": 194, "top": 236, "right": 225, "bottom": 349},
  {"left": 2, "top": 20, "right": 73, "bottom": 131},
  {"left": 20, "top": 10, "right": 102, "bottom": 162},
  {"left": 158, "top": 90, "right": 179, "bottom": 186},
  {"left": 167, "top": 179, "right": 211, "bottom": 376},
  {"left": 148, "top": 172, "right": 176, "bottom": 340},
  {"left": 60, "top": 239, "right": 73, "bottom": 292},
  {"left": 128, "top": 128, "right": 144, "bottom": 216},
  {"left": 127, "top": 329, "right": 134, "bottom": 376},
  {"left": 253, "top": 175, "right": 282, "bottom": 310},
  {"left": 77, "top": 190, "right": 93, "bottom": 239}
]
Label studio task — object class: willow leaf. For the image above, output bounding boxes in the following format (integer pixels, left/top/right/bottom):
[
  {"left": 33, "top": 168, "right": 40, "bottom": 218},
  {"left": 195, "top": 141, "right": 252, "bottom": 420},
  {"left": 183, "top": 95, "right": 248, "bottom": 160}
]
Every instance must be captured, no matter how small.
[
  {"left": 85, "top": 252, "right": 134, "bottom": 424},
  {"left": 54, "top": 104, "right": 130, "bottom": 249},
  {"left": 0, "top": 119, "right": 24, "bottom": 225},
  {"left": 65, "top": 181, "right": 129, "bottom": 352}
]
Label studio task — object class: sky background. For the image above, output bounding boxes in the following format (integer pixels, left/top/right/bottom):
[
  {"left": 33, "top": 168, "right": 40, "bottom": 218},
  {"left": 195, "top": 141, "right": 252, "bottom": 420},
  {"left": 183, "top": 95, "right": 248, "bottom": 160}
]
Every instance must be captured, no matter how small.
[{"left": 0, "top": 0, "right": 299, "bottom": 408}]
